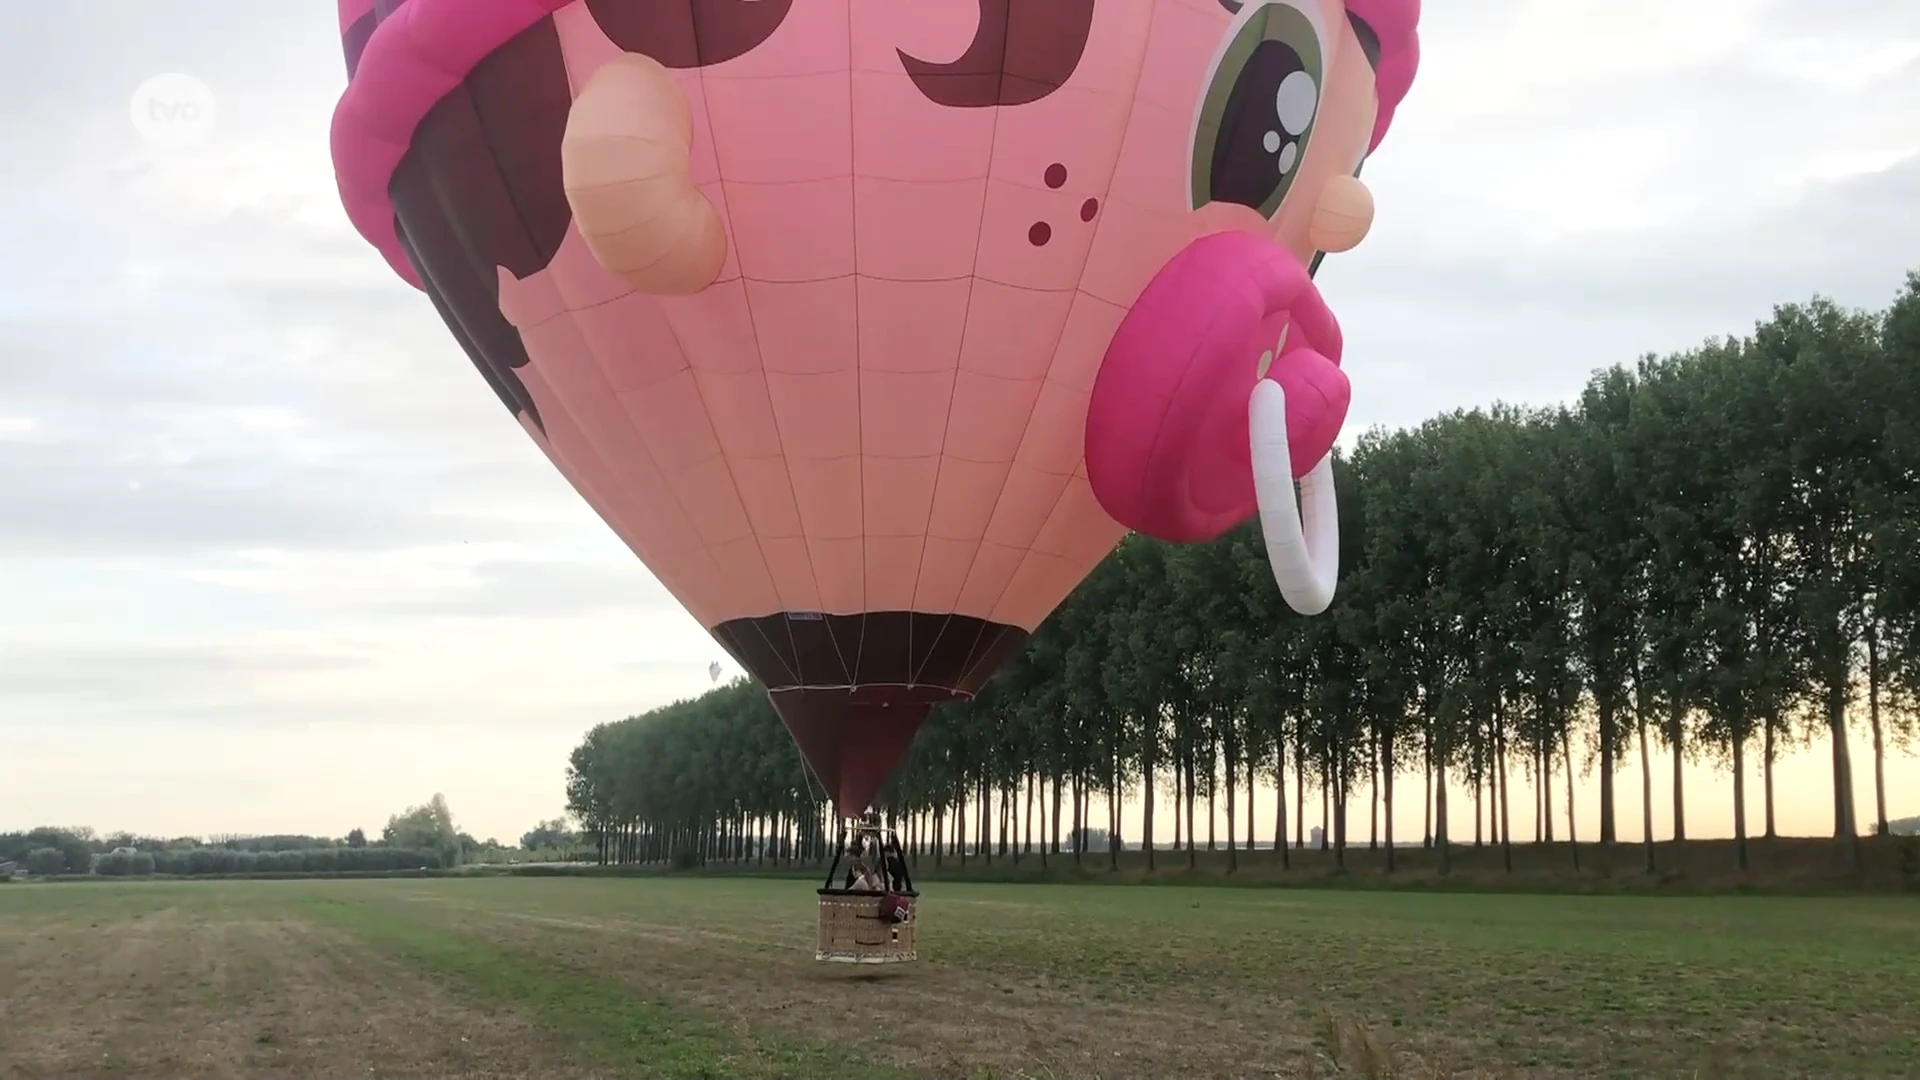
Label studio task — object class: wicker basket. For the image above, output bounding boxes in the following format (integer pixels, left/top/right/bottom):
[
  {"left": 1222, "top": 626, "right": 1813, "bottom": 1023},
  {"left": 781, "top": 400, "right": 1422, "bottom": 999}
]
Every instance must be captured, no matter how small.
[{"left": 815, "top": 890, "right": 917, "bottom": 963}]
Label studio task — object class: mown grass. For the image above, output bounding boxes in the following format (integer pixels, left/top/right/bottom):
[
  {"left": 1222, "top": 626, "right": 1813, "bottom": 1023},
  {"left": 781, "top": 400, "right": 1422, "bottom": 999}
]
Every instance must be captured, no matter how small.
[
  {"left": 5, "top": 876, "right": 1917, "bottom": 1078},
  {"left": 299, "top": 889, "right": 886, "bottom": 1079}
]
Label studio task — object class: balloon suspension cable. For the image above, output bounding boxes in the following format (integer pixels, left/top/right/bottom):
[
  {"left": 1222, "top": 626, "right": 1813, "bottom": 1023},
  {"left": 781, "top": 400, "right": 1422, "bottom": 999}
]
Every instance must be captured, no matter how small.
[
  {"left": 821, "top": 819, "right": 848, "bottom": 891},
  {"left": 796, "top": 752, "right": 831, "bottom": 837}
]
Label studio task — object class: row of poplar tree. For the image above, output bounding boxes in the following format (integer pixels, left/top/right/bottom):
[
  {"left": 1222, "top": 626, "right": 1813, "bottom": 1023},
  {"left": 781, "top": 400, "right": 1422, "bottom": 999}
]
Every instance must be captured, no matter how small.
[{"left": 564, "top": 274, "right": 1920, "bottom": 875}]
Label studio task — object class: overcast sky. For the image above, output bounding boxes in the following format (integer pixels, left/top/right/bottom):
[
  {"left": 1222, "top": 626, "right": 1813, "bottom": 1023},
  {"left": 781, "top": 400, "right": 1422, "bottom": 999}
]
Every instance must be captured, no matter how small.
[{"left": 2, "top": 1, "right": 1916, "bottom": 844}]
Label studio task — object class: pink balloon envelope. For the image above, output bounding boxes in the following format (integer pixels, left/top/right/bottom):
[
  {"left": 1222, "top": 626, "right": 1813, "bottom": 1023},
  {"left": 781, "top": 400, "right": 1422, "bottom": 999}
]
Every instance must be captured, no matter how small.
[{"left": 331, "top": 0, "right": 1420, "bottom": 814}]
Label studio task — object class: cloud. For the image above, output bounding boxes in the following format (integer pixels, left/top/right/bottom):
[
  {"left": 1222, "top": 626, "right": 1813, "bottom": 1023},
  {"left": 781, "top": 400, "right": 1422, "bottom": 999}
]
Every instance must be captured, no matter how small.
[
  {"left": 368, "top": 558, "right": 686, "bottom": 619},
  {"left": 0, "top": 639, "right": 372, "bottom": 699},
  {"left": 1321, "top": 0, "right": 1920, "bottom": 432}
]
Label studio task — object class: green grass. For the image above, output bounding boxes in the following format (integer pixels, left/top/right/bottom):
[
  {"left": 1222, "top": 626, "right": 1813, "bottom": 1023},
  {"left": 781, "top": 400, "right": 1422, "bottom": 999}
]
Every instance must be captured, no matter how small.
[
  {"left": 5, "top": 876, "right": 1917, "bottom": 1078},
  {"left": 298, "top": 890, "right": 882, "bottom": 1079}
]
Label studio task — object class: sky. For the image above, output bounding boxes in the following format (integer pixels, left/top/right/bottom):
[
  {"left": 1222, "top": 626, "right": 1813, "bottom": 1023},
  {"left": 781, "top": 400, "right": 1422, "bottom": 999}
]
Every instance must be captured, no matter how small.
[{"left": 1, "top": 1, "right": 1917, "bottom": 845}]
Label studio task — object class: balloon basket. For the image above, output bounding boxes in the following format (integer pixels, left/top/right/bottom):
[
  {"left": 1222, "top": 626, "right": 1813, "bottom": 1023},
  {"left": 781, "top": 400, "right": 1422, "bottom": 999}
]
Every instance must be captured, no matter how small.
[{"left": 815, "top": 890, "right": 917, "bottom": 964}]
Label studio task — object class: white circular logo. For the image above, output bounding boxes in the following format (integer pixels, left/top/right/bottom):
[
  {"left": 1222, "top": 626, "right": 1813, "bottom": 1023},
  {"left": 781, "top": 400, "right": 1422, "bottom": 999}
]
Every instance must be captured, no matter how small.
[{"left": 129, "top": 73, "right": 217, "bottom": 147}]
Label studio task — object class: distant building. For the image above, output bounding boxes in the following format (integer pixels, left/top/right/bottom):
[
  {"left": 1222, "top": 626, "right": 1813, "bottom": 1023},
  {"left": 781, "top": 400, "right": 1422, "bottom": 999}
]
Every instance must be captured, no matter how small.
[{"left": 1309, "top": 826, "right": 1325, "bottom": 848}]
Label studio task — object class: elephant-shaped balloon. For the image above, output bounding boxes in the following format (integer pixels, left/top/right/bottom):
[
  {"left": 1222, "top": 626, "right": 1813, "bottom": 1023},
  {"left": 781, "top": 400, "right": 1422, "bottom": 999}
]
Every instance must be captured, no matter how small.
[{"left": 331, "top": 0, "right": 1419, "bottom": 811}]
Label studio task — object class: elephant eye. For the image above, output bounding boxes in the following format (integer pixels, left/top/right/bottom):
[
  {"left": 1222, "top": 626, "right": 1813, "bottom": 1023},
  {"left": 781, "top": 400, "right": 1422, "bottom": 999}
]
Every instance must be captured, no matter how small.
[{"left": 1191, "top": 1, "right": 1325, "bottom": 219}]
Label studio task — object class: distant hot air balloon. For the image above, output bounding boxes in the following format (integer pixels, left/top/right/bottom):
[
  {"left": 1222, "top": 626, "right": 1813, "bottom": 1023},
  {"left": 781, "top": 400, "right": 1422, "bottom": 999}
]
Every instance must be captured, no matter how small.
[
  {"left": 331, "top": 0, "right": 1420, "bottom": 818},
  {"left": 708, "top": 660, "right": 723, "bottom": 684}
]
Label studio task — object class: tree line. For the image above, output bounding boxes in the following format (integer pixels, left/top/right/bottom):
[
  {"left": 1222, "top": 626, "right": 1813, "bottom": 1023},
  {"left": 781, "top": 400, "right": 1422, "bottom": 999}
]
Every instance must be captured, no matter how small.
[
  {"left": 567, "top": 277, "right": 1920, "bottom": 877},
  {"left": 1, "top": 795, "right": 583, "bottom": 878},
  {"left": 565, "top": 276, "right": 1920, "bottom": 876}
]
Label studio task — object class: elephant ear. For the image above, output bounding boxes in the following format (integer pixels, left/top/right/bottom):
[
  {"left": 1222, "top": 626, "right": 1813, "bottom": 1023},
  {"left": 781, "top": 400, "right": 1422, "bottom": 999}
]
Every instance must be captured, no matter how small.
[{"left": 1085, "top": 230, "right": 1347, "bottom": 544}]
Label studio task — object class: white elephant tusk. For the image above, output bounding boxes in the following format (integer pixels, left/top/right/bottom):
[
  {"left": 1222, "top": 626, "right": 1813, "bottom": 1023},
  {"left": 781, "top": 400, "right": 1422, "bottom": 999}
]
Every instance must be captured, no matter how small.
[{"left": 1249, "top": 378, "right": 1339, "bottom": 615}]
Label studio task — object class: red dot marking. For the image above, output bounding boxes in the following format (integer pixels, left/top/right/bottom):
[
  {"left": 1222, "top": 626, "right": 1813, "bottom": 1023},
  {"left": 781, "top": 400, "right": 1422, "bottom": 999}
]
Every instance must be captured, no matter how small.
[
  {"left": 1080, "top": 198, "right": 1099, "bottom": 222},
  {"left": 1045, "top": 163, "right": 1067, "bottom": 188},
  {"left": 1029, "top": 221, "right": 1051, "bottom": 246}
]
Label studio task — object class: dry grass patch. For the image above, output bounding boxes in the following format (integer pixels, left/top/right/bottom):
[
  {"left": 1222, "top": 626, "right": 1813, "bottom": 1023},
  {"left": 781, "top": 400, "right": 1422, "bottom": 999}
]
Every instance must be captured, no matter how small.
[{"left": 0, "top": 885, "right": 554, "bottom": 1079}]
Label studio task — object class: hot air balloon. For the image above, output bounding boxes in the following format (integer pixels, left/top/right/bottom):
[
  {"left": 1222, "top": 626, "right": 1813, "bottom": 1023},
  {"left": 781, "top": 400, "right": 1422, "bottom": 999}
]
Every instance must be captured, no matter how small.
[
  {"left": 331, "top": 0, "right": 1419, "bottom": 860},
  {"left": 707, "top": 660, "right": 723, "bottom": 684}
]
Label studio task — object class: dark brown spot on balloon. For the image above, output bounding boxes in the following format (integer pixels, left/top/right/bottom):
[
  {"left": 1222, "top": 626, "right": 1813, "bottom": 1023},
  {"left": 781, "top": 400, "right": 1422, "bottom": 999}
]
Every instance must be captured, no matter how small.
[
  {"left": 1044, "top": 163, "right": 1067, "bottom": 188},
  {"left": 1080, "top": 198, "right": 1099, "bottom": 222},
  {"left": 1029, "top": 222, "right": 1051, "bottom": 246},
  {"left": 587, "top": 0, "right": 795, "bottom": 69},
  {"left": 900, "top": 0, "right": 1096, "bottom": 108}
]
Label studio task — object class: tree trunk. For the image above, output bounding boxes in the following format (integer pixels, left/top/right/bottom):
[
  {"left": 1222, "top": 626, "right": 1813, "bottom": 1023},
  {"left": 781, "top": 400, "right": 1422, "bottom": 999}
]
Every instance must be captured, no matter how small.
[
  {"left": 1332, "top": 753, "right": 1348, "bottom": 871},
  {"left": 1382, "top": 724, "right": 1397, "bottom": 873},
  {"left": 1143, "top": 737, "right": 1157, "bottom": 871},
  {"left": 1075, "top": 768, "right": 1090, "bottom": 860},
  {"left": 1669, "top": 701, "right": 1686, "bottom": 843},
  {"left": 1826, "top": 658, "right": 1862, "bottom": 872},
  {"left": 1294, "top": 730, "right": 1306, "bottom": 849},
  {"left": 1182, "top": 752, "right": 1196, "bottom": 853},
  {"left": 1733, "top": 726, "right": 1749, "bottom": 872},
  {"left": 1245, "top": 743, "right": 1257, "bottom": 858},
  {"left": 957, "top": 794, "right": 968, "bottom": 867},
  {"left": 1370, "top": 729, "right": 1381, "bottom": 850},
  {"left": 1167, "top": 749, "right": 1182, "bottom": 849},
  {"left": 1497, "top": 720, "right": 1513, "bottom": 874},
  {"left": 1598, "top": 697, "right": 1618, "bottom": 846},
  {"left": 1206, "top": 750, "right": 1217, "bottom": 852},
  {"left": 1422, "top": 728, "right": 1434, "bottom": 848},
  {"left": 1763, "top": 719, "right": 1778, "bottom": 839},
  {"left": 1319, "top": 761, "right": 1330, "bottom": 851},
  {"left": 1473, "top": 735, "right": 1484, "bottom": 848},
  {"left": 1533, "top": 744, "right": 1544, "bottom": 844},
  {"left": 1275, "top": 734, "right": 1290, "bottom": 868},
  {"left": 1638, "top": 715, "right": 1655, "bottom": 874},
  {"left": 1175, "top": 753, "right": 1190, "bottom": 868},
  {"left": 1109, "top": 747, "right": 1122, "bottom": 871},
  {"left": 1172, "top": 754, "right": 1184, "bottom": 852},
  {"left": 981, "top": 778, "right": 992, "bottom": 862},
  {"left": 1081, "top": 777, "right": 1093, "bottom": 859},
  {"left": 1051, "top": 773, "right": 1064, "bottom": 855},
  {"left": 1022, "top": 773, "right": 1033, "bottom": 861},
  {"left": 1562, "top": 726, "right": 1580, "bottom": 871},
  {"left": 1869, "top": 623, "right": 1889, "bottom": 836},
  {"left": 1224, "top": 735, "right": 1239, "bottom": 872},
  {"left": 1435, "top": 737, "right": 1451, "bottom": 876},
  {"left": 1000, "top": 780, "right": 1012, "bottom": 858},
  {"left": 1542, "top": 740, "right": 1555, "bottom": 844}
]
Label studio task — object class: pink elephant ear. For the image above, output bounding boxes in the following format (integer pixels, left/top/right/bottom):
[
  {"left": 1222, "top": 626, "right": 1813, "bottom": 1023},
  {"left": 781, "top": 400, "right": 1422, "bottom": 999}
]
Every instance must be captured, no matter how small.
[{"left": 1084, "top": 230, "right": 1349, "bottom": 544}]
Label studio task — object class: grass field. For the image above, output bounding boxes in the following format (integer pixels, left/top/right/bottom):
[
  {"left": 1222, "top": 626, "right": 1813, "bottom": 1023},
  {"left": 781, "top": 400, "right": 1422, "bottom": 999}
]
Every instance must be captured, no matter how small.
[{"left": 2, "top": 878, "right": 1916, "bottom": 1078}]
